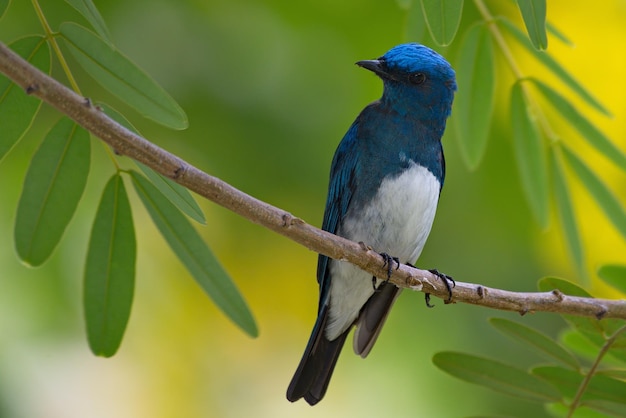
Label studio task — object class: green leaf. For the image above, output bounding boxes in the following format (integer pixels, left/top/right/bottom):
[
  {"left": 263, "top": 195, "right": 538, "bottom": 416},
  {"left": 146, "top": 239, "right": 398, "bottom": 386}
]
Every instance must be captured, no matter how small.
[
  {"left": 0, "top": 0, "right": 10, "bottom": 19},
  {"left": 500, "top": 19, "right": 610, "bottom": 116},
  {"left": 419, "top": 0, "right": 464, "bottom": 46},
  {"left": 538, "top": 277, "right": 607, "bottom": 347},
  {"left": 396, "top": 0, "right": 412, "bottom": 10},
  {"left": 510, "top": 81, "right": 549, "bottom": 227},
  {"left": 454, "top": 23, "right": 495, "bottom": 169},
  {"left": 596, "top": 369, "right": 626, "bottom": 381},
  {"left": 583, "top": 400, "right": 626, "bottom": 418},
  {"left": 490, "top": 318, "right": 579, "bottom": 369},
  {"left": 583, "top": 374, "right": 626, "bottom": 404},
  {"left": 547, "top": 402, "right": 616, "bottom": 418},
  {"left": 135, "top": 162, "right": 206, "bottom": 224},
  {"left": 537, "top": 277, "right": 604, "bottom": 339},
  {"left": 598, "top": 265, "right": 626, "bottom": 294},
  {"left": 14, "top": 118, "right": 90, "bottom": 266},
  {"left": 560, "top": 329, "right": 605, "bottom": 360},
  {"left": 0, "top": 36, "right": 50, "bottom": 161},
  {"left": 537, "top": 277, "right": 592, "bottom": 298},
  {"left": 63, "top": 0, "right": 113, "bottom": 45},
  {"left": 530, "top": 79, "right": 624, "bottom": 169},
  {"left": 84, "top": 174, "right": 136, "bottom": 357},
  {"left": 532, "top": 365, "right": 581, "bottom": 399},
  {"left": 130, "top": 171, "right": 257, "bottom": 337},
  {"left": 534, "top": 366, "right": 626, "bottom": 407},
  {"left": 546, "top": 21, "right": 573, "bottom": 47},
  {"left": 551, "top": 150, "right": 584, "bottom": 273},
  {"left": 516, "top": 0, "right": 547, "bottom": 50},
  {"left": 432, "top": 351, "right": 561, "bottom": 402},
  {"left": 59, "top": 22, "right": 188, "bottom": 130},
  {"left": 405, "top": 2, "right": 428, "bottom": 42},
  {"left": 538, "top": 277, "right": 626, "bottom": 362},
  {"left": 96, "top": 103, "right": 205, "bottom": 224},
  {"left": 560, "top": 145, "right": 626, "bottom": 241}
]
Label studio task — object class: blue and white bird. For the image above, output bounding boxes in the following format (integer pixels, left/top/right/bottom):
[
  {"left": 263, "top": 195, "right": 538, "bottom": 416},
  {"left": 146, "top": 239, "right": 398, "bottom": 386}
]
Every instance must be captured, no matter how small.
[{"left": 286, "top": 43, "right": 456, "bottom": 405}]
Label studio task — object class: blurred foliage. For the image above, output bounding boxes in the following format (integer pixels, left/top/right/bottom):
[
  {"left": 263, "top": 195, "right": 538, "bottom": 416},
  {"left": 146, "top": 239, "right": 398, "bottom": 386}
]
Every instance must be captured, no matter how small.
[{"left": 0, "top": 0, "right": 625, "bottom": 417}]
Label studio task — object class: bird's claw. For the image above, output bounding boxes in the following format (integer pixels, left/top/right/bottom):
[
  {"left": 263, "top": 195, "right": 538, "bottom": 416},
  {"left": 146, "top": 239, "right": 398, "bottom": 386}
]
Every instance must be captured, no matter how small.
[
  {"left": 372, "top": 252, "right": 399, "bottom": 292},
  {"left": 381, "top": 252, "right": 399, "bottom": 281},
  {"left": 423, "top": 269, "right": 455, "bottom": 307}
]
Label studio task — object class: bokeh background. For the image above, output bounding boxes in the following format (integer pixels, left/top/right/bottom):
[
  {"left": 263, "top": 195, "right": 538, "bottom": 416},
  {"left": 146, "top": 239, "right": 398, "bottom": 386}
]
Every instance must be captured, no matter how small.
[{"left": 1, "top": 0, "right": 625, "bottom": 417}]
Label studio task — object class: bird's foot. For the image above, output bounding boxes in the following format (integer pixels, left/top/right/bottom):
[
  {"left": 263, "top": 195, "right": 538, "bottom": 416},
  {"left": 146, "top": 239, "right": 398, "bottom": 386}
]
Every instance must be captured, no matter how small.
[
  {"left": 423, "top": 269, "right": 455, "bottom": 308},
  {"left": 372, "top": 252, "right": 399, "bottom": 291},
  {"left": 404, "top": 263, "right": 454, "bottom": 308}
]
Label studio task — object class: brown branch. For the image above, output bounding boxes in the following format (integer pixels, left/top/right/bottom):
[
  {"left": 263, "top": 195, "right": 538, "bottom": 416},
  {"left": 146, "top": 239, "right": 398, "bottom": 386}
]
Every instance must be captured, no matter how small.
[{"left": 1, "top": 40, "right": 625, "bottom": 320}]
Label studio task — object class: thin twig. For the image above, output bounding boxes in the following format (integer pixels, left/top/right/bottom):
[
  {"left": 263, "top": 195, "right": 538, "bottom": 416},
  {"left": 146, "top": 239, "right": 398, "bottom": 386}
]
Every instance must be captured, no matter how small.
[
  {"left": 567, "top": 324, "right": 626, "bottom": 417},
  {"left": 0, "top": 40, "right": 625, "bottom": 320}
]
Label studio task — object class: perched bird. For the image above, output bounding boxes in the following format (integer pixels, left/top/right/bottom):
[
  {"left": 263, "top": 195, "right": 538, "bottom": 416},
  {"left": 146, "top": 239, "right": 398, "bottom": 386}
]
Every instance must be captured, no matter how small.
[{"left": 286, "top": 43, "right": 456, "bottom": 405}]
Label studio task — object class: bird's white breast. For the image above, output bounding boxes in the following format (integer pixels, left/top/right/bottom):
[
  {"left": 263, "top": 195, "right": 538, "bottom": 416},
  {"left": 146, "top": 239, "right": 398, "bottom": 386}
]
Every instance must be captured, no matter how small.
[{"left": 326, "top": 162, "right": 440, "bottom": 340}]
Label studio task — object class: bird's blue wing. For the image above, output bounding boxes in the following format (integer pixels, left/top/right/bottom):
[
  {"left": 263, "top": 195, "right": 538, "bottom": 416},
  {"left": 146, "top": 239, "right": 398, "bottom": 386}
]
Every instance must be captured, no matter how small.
[{"left": 316, "top": 121, "right": 360, "bottom": 312}]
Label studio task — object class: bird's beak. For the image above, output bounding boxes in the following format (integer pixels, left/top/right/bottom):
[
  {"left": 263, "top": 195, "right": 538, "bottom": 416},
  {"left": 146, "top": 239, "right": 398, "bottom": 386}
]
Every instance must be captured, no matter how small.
[{"left": 356, "top": 59, "right": 387, "bottom": 78}]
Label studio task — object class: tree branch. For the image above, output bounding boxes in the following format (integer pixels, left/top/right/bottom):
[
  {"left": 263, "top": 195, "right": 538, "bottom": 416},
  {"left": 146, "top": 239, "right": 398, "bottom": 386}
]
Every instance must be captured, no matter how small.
[{"left": 1, "top": 40, "right": 625, "bottom": 320}]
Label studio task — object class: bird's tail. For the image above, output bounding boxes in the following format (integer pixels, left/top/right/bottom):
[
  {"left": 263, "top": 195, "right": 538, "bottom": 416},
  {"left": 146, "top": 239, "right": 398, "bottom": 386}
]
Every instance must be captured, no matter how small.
[{"left": 286, "top": 304, "right": 349, "bottom": 405}]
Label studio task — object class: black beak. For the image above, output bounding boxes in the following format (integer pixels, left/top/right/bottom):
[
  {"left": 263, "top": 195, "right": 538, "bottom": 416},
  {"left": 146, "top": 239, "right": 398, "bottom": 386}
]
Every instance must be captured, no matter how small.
[{"left": 356, "top": 59, "right": 387, "bottom": 78}]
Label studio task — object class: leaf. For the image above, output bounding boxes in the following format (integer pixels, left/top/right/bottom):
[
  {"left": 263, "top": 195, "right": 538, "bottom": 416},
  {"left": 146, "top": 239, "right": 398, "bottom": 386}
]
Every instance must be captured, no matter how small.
[
  {"left": 547, "top": 402, "right": 616, "bottom": 418},
  {"left": 532, "top": 365, "right": 581, "bottom": 399},
  {"left": 490, "top": 318, "right": 579, "bottom": 369},
  {"left": 59, "top": 22, "right": 188, "bottom": 130},
  {"left": 395, "top": 0, "right": 412, "bottom": 10},
  {"left": 510, "top": 81, "right": 549, "bottom": 227},
  {"left": 419, "top": 0, "right": 464, "bottom": 46},
  {"left": 537, "top": 277, "right": 603, "bottom": 339},
  {"left": 538, "top": 277, "right": 606, "bottom": 340},
  {"left": 551, "top": 150, "right": 584, "bottom": 273},
  {"left": 84, "top": 174, "right": 136, "bottom": 357},
  {"left": 500, "top": 19, "right": 610, "bottom": 116},
  {"left": 583, "top": 400, "right": 626, "bottom": 418},
  {"left": 516, "top": 0, "right": 547, "bottom": 50},
  {"left": 560, "top": 145, "right": 626, "bottom": 241},
  {"left": 63, "top": 0, "right": 113, "bottom": 45},
  {"left": 0, "top": 36, "right": 50, "bottom": 161},
  {"left": 597, "top": 264, "right": 626, "bottom": 294},
  {"left": 596, "top": 369, "right": 626, "bottom": 381},
  {"left": 135, "top": 162, "right": 206, "bottom": 224},
  {"left": 533, "top": 366, "right": 626, "bottom": 407},
  {"left": 547, "top": 21, "right": 573, "bottom": 47},
  {"left": 14, "top": 118, "right": 90, "bottom": 266},
  {"left": 130, "top": 171, "right": 257, "bottom": 337},
  {"left": 432, "top": 351, "right": 561, "bottom": 402},
  {"left": 530, "top": 78, "right": 624, "bottom": 169},
  {"left": 537, "top": 277, "right": 626, "bottom": 361},
  {"left": 560, "top": 329, "right": 603, "bottom": 361},
  {"left": 405, "top": 2, "right": 428, "bottom": 42},
  {"left": 537, "top": 277, "right": 592, "bottom": 298},
  {"left": 96, "top": 103, "right": 205, "bottom": 224},
  {"left": 0, "top": 0, "right": 10, "bottom": 20},
  {"left": 454, "top": 23, "right": 495, "bottom": 169}
]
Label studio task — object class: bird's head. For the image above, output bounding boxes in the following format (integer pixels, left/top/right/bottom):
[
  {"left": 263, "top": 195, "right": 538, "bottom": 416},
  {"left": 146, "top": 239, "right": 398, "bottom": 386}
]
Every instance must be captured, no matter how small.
[{"left": 357, "top": 43, "right": 456, "bottom": 120}]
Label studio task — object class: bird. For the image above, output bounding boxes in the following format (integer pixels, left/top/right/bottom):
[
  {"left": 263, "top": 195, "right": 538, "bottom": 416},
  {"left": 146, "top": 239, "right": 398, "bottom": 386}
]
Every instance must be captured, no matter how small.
[{"left": 286, "top": 43, "right": 456, "bottom": 405}]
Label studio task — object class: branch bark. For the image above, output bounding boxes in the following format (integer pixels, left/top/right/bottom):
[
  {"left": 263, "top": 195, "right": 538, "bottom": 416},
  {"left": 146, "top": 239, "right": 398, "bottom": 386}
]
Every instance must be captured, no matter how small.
[{"left": 1, "top": 40, "right": 625, "bottom": 320}]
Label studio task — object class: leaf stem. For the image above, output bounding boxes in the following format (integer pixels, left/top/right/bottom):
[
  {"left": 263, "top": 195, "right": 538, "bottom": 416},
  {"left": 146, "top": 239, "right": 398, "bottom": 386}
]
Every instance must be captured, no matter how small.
[
  {"left": 31, "top": 0, "right": 82, "bottom": 94},
  {"left": 31, "top": 1, "right": 122, "bottom": 166},
  {"left": 472, "top": 0, "right": 522, "bottom": 79},
  {"left": 472, "top": 0, "right": 559, "bottom": 143},
  {"left": 567, "top": 324, "right": 626, "bottom": 417}
]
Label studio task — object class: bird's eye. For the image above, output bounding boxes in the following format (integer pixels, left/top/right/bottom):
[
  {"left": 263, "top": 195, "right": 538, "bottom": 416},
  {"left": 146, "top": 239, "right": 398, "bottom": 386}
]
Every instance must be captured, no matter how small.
[{"left": 409, "top": 72, "right": 426, "bottom": 85}]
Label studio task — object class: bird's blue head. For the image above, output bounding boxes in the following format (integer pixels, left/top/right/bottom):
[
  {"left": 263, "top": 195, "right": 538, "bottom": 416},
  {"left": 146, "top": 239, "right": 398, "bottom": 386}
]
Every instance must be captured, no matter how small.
[{"left": 357, "top": 43, "right": 456, "bottom": 121}]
